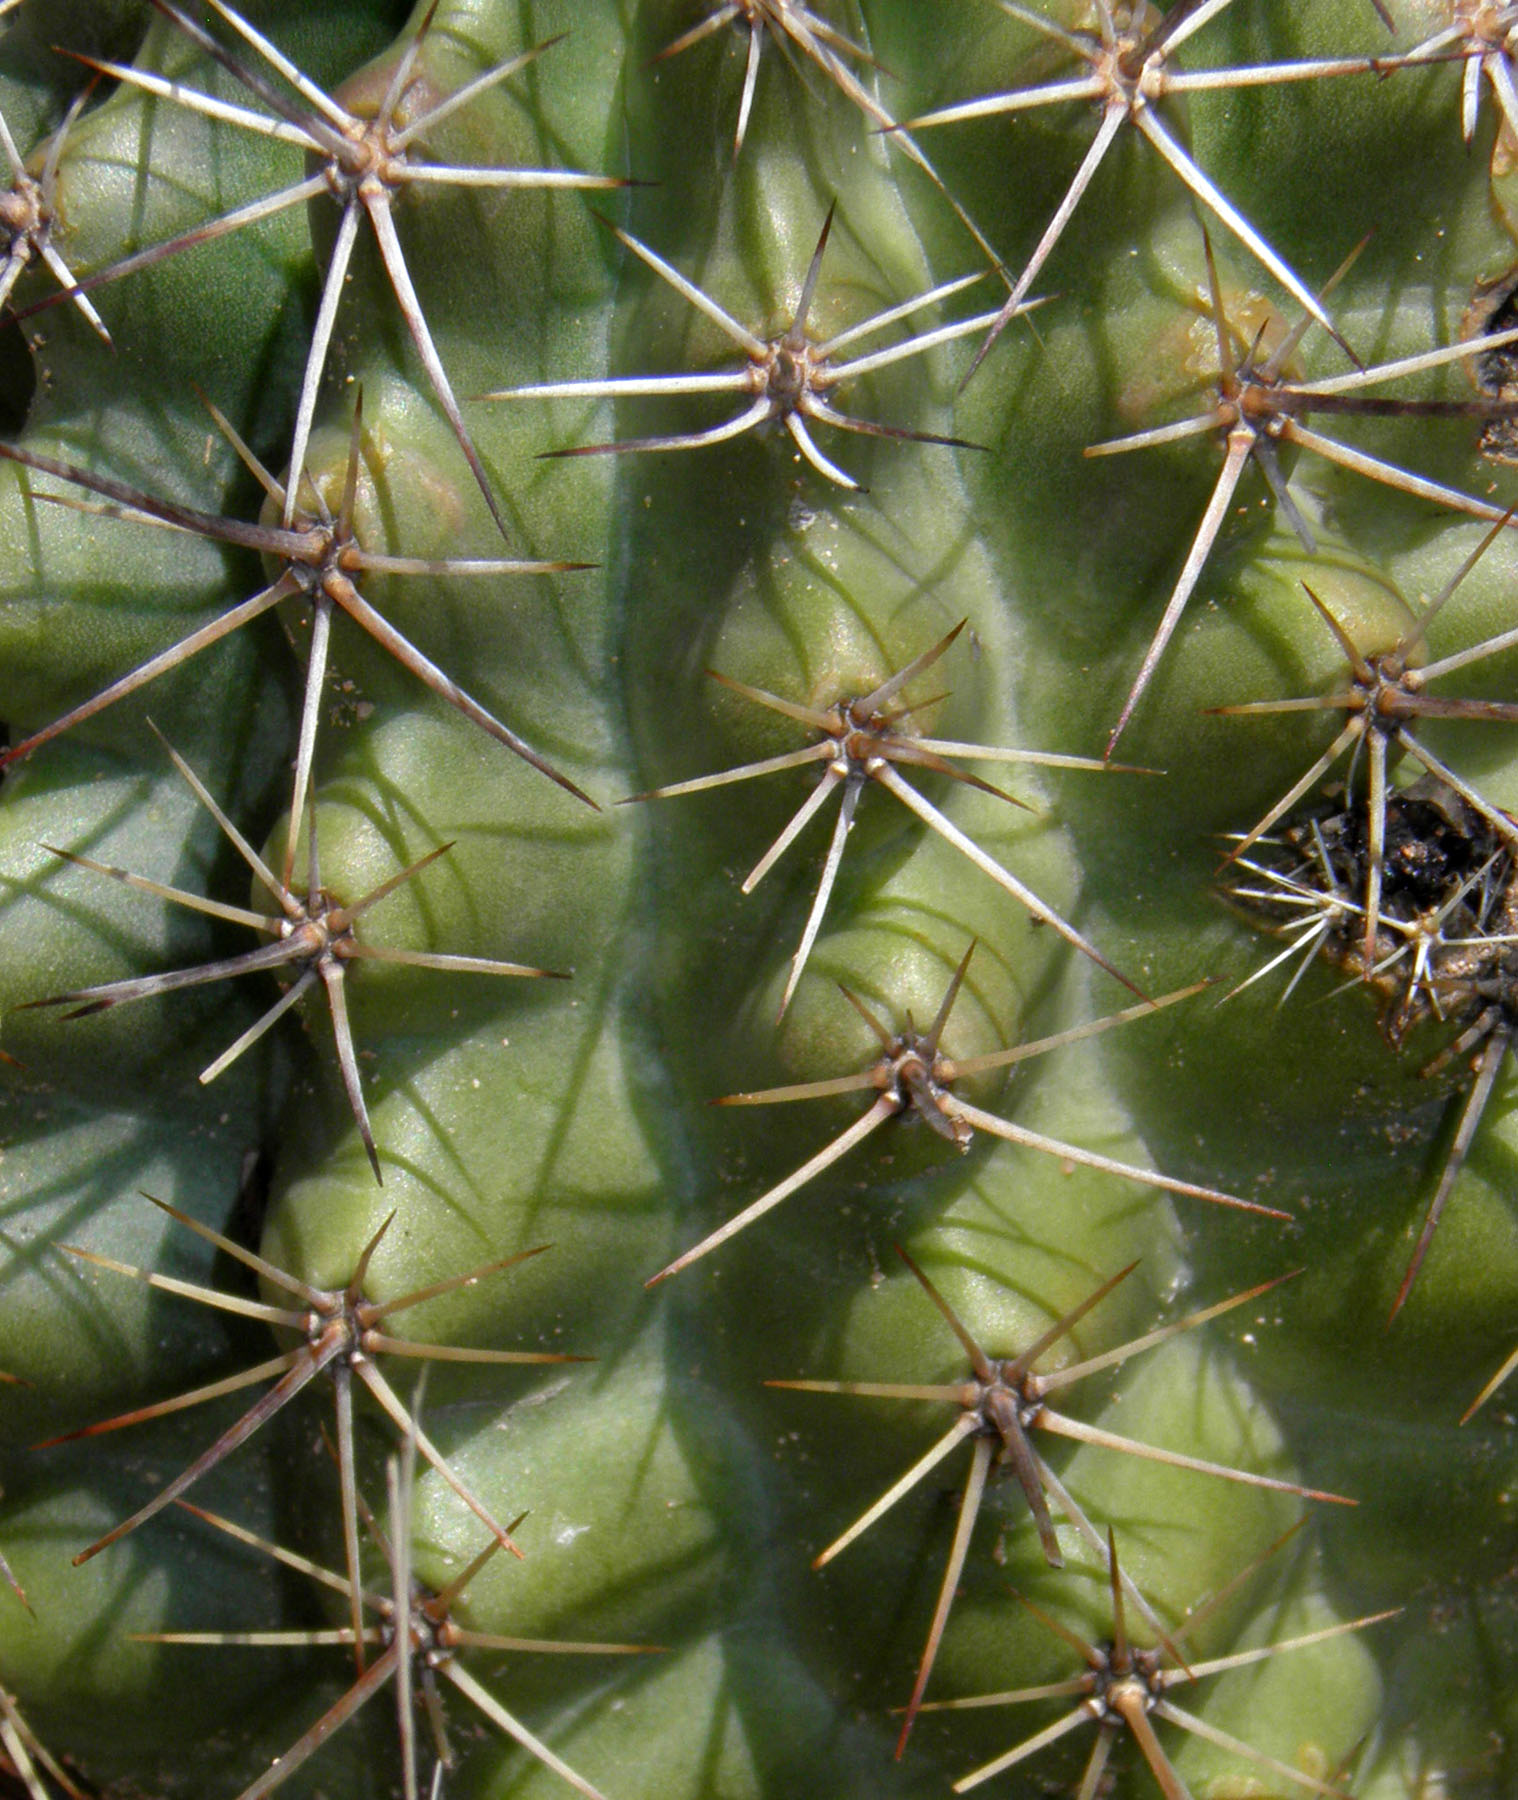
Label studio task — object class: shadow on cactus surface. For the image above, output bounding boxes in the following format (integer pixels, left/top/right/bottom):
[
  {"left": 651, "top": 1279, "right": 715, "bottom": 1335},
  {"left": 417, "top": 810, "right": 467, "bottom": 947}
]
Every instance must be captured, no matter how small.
[{"left": 0, "top": 0, "right": 1514, "bottom": 1797}]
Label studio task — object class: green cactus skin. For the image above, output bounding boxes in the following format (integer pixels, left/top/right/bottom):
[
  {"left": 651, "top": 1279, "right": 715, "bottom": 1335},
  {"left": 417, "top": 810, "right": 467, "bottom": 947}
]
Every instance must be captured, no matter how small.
[{"left": 0, "top": 1, "right": 1515, "bottom": 1797}]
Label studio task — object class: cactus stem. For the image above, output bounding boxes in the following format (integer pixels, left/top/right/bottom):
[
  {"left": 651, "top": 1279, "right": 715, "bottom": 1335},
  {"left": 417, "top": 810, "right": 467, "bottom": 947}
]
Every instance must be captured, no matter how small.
[
  {"left": 769, "top": 1246, "right": 1345, "bottom": 1756},
  {"left": 1462, "top": 1338, "right": 1518, "bottom": 1420},
  {"left": 649, "top": 1, "right": 1006, "bottom": 270},
  {"left": 135, "top": 1388, "right": 652, "bottom": 1800},
  {"left": 1376, "top": 5, "right": 1518, "bottom": 145},
  {"left": 20, "top": 733, "right": 565, "bottom": 1178},
  {"left": 1214, "top": 575, "right": 1518, "bottom": 972},
  {"left": 0, "top": 408, "right": 595, "bottom": 808},
  {"left": 6, "top": 0, "right": 1512, "bottom": 1783},
  {"left": 1090, "top": 232, "right": 1518, "bottom": 752},
  {"left": 486, "top": 210, "right": 1019, "bottom": 486},
  {"left": 1224, "top": 790, "right": 1503, "bottom": 1026},
  {"left": 39, "top": 1201, "right": 577, "bottom": 1595},
  {"left": 649, "top": 946, "right": 1276, "bottom": 1284},
  {"left": 1225, "top": 770, "right": 1518, "bottom": 1322},
  {"left": 926, "top": 1528, "right": 1396, "bottom": 1800},
  {"left": 0, "top": 86, "right": 110, "bottom": 344},
  {"left": 1393, "top": 1022, "right": 1510, "bottom": 1323},
  {"left": 0, "top": 1684, "right": 84, "bottom": 1800},
  {"left": 625, "top": 624, "right": 1142, "bottom": 1013},
  {"left": 653, "top": 2, "right": 881, "bottom": 160},
  {"left": 1353, "top": 849, "right": 1509, "bottom": 1034},
  {"left": 1220, "top": 826, "right": 1372, "bottom": 1007},
  {"left": 0, "top": 1531, "right": 26, "bottom": 1617},
  {"left": 47, "top": 2, "right": 625, "bottom": 540},
  {"left": 902, "top": 0, "right": 1390, "bottom": 382},
  {"left": 1230, "top": 777, "right": 1513, "bottom": 1021}
]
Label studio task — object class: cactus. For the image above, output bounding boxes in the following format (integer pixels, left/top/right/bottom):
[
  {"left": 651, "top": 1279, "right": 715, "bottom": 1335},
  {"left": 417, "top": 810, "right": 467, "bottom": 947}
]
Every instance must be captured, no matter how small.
[{"left": 0, "top": 1, "right": 1515, "bottom": 1796}]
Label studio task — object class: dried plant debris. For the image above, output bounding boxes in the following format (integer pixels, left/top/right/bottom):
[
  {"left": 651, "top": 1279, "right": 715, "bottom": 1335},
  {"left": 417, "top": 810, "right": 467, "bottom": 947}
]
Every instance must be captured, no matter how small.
[
  {"left": 38, "top": 1202, "right": 587, "bottom": 1645},
  {"left": 1224, "top": 773, "right": 1518, "bottom": 1320},
  {"left": 0, "top": 399, "right": 594, "bottom": 811},
  {"left": 138, "top": 1397, "right": 655, "bottom": 1800},
  {"left": 482, "top": 206, "right": 1029, "bottom": 490},
  {"left": 1086, "top": 235, "right": 1518, "bottom": 753},
  {"left": 1218, "top": 814, "right": 1372, "bottom": 1010},
  {"left": 919, "top": 1528, "right": 1398, "bottom": 1799},
  {"left": 768, "top": 1247, "right": 1350, "bottom": 1758},
  {"left": 648, "top": 943, "right": 1284, "bottom": 1285},
  {"left": 20, "top": 730, "right": 565, "bottom": 1181},
  {"left": 51, "top": 0, "right": 627, "bottom": 537},
  {"left": 626, "top": 621, "right": 1143, "bottom": 1017},
  {"left": 1223, "top": 778, "right": 1509, "bottom": 1028},
  {"left": 0, "top": 89, "right": 110, "bottom": 343},
  {"left": 901, "top": 0, "right": 1390, "bottom": 380},
  {"left": 1216, "top": 533, "right": 1518, "bottom": 975},
  {"left": 1221, "top": 796, "right": 1515, "bottom": 1036}
]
